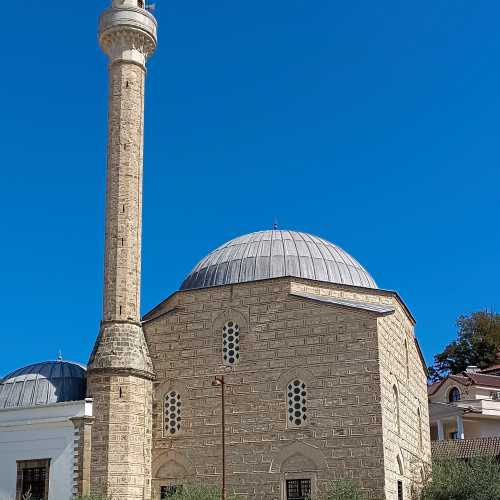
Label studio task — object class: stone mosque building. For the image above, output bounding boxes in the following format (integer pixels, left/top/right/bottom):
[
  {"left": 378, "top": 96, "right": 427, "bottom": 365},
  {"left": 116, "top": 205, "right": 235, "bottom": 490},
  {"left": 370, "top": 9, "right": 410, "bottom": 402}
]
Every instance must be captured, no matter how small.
[{"left": 0, "top": 1, "right": 431, "bottom": 500}]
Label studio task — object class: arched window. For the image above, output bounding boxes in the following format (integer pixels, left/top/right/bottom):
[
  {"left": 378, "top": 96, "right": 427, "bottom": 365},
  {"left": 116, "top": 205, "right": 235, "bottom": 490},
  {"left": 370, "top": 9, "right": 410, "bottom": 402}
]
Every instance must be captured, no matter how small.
[
  {"left": 404, "top": 338, "right": 409, "bottom": 380},
  {"left": 393, "top": 385, "right": 400, "bottom": 434},
  {"left": 396, "top": 455, "right": 404, "bottom": 500},
  {"left": 138, "top": 0, "right": 145, "bottom": 7},
  {"left": 417, "top": 407, "right": 423, "bottom": 450},
  {"left": 397, "top": 454, "right": 404, "bottom": 475},
  {"left": 222, "top": 321, "right": 240, "bottom": 366},
  {"left": 448, "top": 387, "right": 461, "bottom": 403},
  {"left": 287, "top": 380, "right": 307, "bottom": 427},
  {"left": 164, "top": 391, "right": 182, "bottom": 436}
]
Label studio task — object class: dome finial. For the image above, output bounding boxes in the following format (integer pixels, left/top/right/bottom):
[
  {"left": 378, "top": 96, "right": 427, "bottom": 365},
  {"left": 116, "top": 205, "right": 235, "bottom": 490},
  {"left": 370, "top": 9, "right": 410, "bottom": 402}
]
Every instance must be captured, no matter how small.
[
  {"left": 57, "top": 350, "right": 63, "bottom": 361},
  {"left": 273, "top": 217, "right": 279, "bottom": 230}
]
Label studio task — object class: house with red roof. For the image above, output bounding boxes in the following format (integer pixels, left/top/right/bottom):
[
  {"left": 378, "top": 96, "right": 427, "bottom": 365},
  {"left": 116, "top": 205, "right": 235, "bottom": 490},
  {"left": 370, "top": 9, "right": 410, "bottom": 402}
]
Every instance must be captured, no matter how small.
[{"left": 428, "top": 366, "right": 500, "bottom": 447}]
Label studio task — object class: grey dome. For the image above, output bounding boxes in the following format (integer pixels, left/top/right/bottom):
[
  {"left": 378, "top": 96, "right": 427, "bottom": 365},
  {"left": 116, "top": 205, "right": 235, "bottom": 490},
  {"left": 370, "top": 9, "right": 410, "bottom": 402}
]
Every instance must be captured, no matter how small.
[
  {"left": 0, "top": 361, "right": 86, "bottom": 409},
  {"left": 180, "top": 230, "right": 377, "bottom": 291}
]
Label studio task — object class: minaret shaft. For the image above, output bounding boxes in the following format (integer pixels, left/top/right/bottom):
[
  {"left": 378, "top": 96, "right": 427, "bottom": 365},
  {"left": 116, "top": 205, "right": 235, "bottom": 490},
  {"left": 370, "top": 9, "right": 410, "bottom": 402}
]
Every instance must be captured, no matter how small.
[{"left": 103, "top": 61, "right": 145, "bottom": 322}]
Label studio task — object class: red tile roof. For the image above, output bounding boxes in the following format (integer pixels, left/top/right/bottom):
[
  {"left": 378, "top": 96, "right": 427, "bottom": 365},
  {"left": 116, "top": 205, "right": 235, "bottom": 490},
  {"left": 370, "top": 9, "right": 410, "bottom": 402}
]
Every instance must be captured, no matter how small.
[
  {"left": 428, "top": 381, "right": 444, "bottom": 396},
  {"left": 428, "top": 372, "right": 500, "bottom": 396},
  {"left": 466, "top": 372, "right": 500, "bottom": 389},
  {"left": 481, "top": 365, "right": 500, "bottom": 374},
  {"left": 432, "top": 438, "right": 500, "bottom": 459}
]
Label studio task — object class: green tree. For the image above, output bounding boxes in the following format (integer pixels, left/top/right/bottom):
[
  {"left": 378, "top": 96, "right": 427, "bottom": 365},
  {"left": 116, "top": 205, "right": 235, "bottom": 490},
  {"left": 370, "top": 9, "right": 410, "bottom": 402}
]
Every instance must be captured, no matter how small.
[
  {"left": 322, "top": 479, "right": 366, "bottom": 500},
  {"left": 428, "top": 311, "right": 500, "bottom": 382},
  {"left": 418, "top": 458, "right": 500, "bottom": 500}
]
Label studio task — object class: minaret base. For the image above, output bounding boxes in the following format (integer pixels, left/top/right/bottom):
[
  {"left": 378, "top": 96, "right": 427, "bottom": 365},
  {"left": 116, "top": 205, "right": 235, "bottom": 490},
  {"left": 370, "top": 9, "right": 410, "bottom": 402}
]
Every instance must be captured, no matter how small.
[{"left": 88, "top": 369, "right": 153, "bottom": 500}]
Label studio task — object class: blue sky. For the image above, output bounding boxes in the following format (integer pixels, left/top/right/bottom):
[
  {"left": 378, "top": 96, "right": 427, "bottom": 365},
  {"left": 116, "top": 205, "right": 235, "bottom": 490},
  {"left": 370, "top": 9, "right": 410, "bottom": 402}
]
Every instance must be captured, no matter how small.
[{"left": 1, "top": 1, "right": 499, "bottom": 375}]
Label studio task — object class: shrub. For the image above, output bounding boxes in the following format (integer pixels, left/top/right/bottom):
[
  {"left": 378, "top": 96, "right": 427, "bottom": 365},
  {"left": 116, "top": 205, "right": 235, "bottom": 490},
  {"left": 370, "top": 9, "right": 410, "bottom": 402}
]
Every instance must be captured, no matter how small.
[
  {"left": 161, "top": 484, "right": 226, "bottom": 500},
  {"left": 74, "top": 496, "right": 112, "bottom": 500},
  {"left": 419, "top": 458, "right": 500, "bottom": 500},
  {"left": 322, "top": 479, "right": 366, "bottom": 500}
]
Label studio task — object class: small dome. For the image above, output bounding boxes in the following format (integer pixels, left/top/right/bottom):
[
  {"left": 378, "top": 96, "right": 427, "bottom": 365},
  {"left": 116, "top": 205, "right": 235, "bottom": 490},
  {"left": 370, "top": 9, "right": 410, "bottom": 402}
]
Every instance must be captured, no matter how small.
[
  {"left": 180, "top": 230, "right": 377, "bottom": 290},
  {"left": 0, "top": 361, "right": 86, "bottom": 409}
]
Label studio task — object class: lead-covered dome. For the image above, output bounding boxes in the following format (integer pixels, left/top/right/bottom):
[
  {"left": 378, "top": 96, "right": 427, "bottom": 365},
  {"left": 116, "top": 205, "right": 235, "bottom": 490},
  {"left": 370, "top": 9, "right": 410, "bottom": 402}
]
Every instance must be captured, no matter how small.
[
  {"left": 0, "top": 360, "right": 86, "bottom": 409},
  {"left": 180, "top": 230, "right": 377, "bottom": 291}
]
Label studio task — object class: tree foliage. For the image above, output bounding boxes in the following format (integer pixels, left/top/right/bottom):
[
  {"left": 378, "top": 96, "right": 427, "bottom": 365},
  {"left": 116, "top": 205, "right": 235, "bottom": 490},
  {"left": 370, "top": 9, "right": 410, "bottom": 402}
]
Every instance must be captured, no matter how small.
[
  {"left": 74, "top": 496, "right": 112, "bottom": 500},
  {"left": 428, "top": 311, "right": 500, "bottom": 382},
  {"left": 418, "top": 458, "right": 500, "bottom": 500},
  {"left": 0, "top": 497, "right": 108, "bottom": 500},
  {"left": 162, "top": 484, "right": 231, "bottom": 500},
  {"left": 322, "top": 479, "right": 366, "bottom": 500}
]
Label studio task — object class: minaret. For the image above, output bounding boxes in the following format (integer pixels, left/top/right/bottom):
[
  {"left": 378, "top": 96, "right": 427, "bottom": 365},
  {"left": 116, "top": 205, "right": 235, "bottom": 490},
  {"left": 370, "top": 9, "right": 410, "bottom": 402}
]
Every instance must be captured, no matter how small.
[{"left": 87, "top": 1, "right": 157, "bottom": 499}]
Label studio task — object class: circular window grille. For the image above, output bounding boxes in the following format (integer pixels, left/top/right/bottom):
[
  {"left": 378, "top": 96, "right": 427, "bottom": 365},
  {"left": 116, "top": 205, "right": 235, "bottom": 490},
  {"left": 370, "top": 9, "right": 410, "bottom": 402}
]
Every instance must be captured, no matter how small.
[
  {"left": 287, "top": 380, "right": 307, "bottom": 427},
  {"left": 222, "top": 321, "right": 240, "bottom": 366},
  {"left": 164, "top": 391, "right": 181, "bottom": 435}
]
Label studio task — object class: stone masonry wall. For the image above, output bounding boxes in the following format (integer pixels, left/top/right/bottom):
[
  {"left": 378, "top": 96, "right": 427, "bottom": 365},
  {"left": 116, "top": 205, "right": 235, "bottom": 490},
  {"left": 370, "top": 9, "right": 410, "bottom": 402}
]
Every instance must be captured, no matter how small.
[
  {"left": 143, "top": 277, "right": 407, "bottom": 499},
  {"left": 88, "top": 372, "right": 153, "bottom": 500},
  {"left": 377, "top": 307, "right": 431, "bottom": 499},
  {"left": 290, "top": 280, "right": 431, "bottom": 498}
]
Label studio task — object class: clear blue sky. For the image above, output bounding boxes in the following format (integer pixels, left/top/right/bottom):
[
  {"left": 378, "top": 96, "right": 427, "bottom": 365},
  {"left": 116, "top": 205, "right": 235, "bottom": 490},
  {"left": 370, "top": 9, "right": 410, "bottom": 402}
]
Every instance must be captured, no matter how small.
[{"left": 1, "top": 1, "right": 499, "bottom": 376}]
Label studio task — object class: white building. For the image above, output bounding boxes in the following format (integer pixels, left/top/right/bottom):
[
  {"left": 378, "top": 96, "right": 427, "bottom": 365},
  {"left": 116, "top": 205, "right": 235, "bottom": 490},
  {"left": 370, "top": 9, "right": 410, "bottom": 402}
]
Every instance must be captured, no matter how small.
[
  {"left": 428, "top": 367, "right": 500, "bottom": 442},
  {"left": 0, "top": 361, "right": 91, "bottom": 500}
]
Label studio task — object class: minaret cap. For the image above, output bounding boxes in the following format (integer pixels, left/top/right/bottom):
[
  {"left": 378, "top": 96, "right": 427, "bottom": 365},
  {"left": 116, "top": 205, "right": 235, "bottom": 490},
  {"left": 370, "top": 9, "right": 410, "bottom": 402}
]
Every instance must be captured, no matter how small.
[{"left": 99, "top": 0, "right": 157, "bottom": 66}]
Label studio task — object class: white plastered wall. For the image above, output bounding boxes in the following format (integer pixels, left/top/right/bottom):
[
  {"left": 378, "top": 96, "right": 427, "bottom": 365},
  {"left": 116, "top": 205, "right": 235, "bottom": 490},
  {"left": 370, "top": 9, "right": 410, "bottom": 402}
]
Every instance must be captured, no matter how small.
[{"left": 0, "top": 400, "right": 90, "bottom": 500}]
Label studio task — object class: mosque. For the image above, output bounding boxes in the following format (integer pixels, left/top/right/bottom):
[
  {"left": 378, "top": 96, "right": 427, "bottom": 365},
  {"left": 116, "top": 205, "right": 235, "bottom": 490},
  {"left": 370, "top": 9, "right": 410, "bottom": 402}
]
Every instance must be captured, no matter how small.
[{"left": 0, "top": 1, "right": 431, "bottom": 500}]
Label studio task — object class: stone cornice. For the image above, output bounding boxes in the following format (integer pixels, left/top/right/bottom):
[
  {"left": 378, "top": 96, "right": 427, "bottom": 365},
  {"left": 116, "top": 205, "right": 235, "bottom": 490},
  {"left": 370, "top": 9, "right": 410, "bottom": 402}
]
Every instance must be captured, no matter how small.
[
  {"left": 100, "top": 28, "right": 156, "bottom": 59},
  {"left": 99, "top": 6, "right": 157, "bottom": 65},
  {"left": 87, "top": 366, "right": 156, "bottom": 381},
  {"left": 100, "top": 318, "right": 143, "bottom": 328},
  {"left": 69, "top": 416, "right": 95, "bottom": 426}
]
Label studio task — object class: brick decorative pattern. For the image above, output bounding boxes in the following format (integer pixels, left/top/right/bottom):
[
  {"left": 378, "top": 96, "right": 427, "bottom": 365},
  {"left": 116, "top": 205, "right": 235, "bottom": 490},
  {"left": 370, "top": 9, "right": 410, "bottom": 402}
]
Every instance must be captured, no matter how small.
[{"left": 144, "top": 277, "right": 431, "bottom": 499}]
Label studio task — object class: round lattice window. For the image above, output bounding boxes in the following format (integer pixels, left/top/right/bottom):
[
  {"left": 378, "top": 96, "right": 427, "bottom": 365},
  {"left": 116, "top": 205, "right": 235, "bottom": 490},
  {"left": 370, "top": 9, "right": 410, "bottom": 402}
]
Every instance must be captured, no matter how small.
[
  {"left": 222, "top": 321, "right": 240, "bottom": 366},
  {"left": 287, "top": 380, "right": 307, "bottom": 427},
  {"left": 164, "top": 391, "right": 182, "bottom": 435}
]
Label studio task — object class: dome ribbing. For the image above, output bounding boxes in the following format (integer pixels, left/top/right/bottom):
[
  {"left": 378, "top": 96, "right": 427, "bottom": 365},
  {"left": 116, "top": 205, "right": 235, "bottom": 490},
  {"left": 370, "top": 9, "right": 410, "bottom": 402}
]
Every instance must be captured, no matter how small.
[
  {"left": 0, "top": 360, "right": 86, "bottom": 409},
  {"left": 180, "top": 230, "right": 377, "bottom": 291}
]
